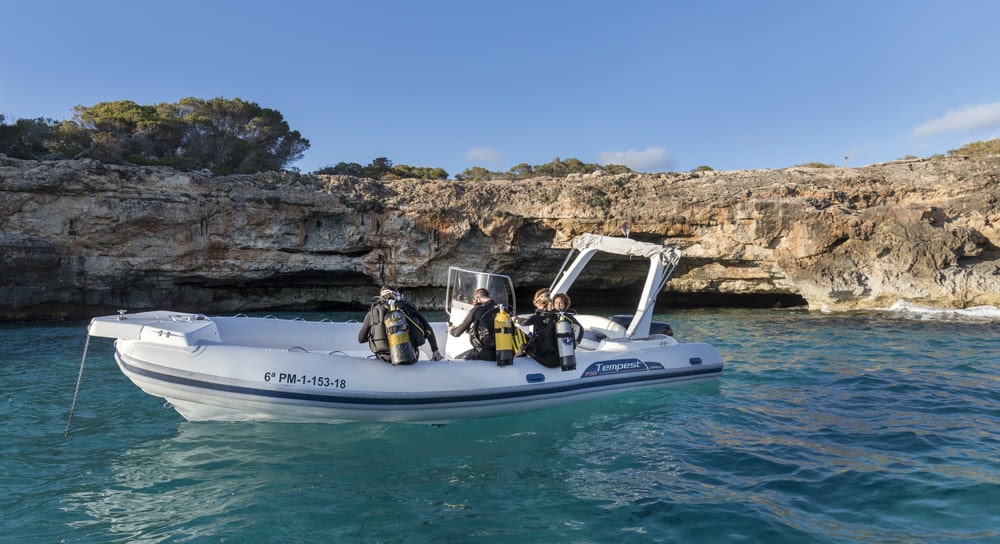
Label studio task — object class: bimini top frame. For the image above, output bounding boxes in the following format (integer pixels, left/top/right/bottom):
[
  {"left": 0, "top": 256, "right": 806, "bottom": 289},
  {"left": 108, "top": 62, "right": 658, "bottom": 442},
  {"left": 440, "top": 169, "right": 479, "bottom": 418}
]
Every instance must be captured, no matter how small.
[{"left": 549, "top": 234, "right": 682, "bottom": 338}]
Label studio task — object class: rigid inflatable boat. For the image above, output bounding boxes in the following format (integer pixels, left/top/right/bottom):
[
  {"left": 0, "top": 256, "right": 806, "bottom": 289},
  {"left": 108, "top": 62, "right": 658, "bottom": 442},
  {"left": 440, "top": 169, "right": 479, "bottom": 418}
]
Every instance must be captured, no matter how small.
[{"left": 87, "top": 234, "right": 723, "bottom": 424}]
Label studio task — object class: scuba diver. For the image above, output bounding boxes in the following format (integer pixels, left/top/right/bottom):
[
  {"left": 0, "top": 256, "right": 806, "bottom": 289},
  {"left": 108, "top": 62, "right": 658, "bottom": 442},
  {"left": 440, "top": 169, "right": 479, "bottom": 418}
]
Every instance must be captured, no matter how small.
[
  {"left": 448, "top": 288, "right": 499, "bottom": 361},
  {"left": 516, "top": 292, "right": 582, "bottom": 369},
  {"left": 358, "top": 286, "right": 443, "bottom": 364}
]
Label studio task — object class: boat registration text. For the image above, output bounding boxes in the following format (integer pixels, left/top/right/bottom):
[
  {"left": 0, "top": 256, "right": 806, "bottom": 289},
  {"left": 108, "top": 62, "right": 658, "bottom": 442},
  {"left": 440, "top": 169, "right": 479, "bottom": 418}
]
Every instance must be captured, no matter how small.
[{"left": 264, "top": 372, "right": 346, "bottom": 388}]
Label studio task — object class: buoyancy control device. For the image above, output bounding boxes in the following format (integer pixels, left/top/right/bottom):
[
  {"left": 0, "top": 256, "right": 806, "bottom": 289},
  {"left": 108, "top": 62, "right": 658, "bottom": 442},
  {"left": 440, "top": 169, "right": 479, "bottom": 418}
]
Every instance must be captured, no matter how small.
[
  {"left": 554, "top": 312, "right": 577, "bottom": 371},
  {"left": 494, "top": 305, "right": 514, "bottom": 366},
  {"left": 385, "top": 300, "right": 417, "bottom": 365}
]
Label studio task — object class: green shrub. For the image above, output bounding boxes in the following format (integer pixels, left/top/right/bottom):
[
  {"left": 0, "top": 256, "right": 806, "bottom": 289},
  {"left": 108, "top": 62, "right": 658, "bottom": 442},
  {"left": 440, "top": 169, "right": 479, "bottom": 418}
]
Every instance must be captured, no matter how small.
[{"left": 948, "top": 138, "right": 1000, "bottom": 157}]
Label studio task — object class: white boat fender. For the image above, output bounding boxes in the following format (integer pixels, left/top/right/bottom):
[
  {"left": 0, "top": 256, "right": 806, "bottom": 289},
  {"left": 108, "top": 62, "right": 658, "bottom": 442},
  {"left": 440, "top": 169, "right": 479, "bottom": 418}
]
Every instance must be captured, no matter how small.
[
  {"left": 385, "top": 300, "right": 417, "bottom": 365},
  {"left": 555, "top": 313, "right": 577, "bottom": 371},
  {"left": 494, "top": 305, "right": 515, "bottom": 366}
]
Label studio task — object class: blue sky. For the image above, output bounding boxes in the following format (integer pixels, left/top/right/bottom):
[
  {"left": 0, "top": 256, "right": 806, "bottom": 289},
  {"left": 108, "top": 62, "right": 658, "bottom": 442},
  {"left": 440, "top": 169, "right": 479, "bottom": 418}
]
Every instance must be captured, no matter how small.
[{"left": 3, "top": 0, "right": 1000, "bottom": 177}]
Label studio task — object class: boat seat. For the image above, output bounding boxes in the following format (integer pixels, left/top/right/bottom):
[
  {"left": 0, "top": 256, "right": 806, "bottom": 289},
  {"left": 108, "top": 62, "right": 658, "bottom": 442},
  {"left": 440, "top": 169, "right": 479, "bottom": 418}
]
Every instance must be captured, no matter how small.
[{"left": 575, "top": 314, "right": 627, "bottom": 340}]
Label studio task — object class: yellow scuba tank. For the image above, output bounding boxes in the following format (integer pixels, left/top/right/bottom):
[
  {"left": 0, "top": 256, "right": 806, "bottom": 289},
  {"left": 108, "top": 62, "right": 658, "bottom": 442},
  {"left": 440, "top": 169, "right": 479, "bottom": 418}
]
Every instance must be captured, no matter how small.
[
  {"left": 494, "top": 305, "right": 514, "bottom": 367},
  {"left": 554, "top": 312, "right": 576, "bottom": 371},
  {"left": 385, "top": 300, "right": 417, "bottom": 365}
]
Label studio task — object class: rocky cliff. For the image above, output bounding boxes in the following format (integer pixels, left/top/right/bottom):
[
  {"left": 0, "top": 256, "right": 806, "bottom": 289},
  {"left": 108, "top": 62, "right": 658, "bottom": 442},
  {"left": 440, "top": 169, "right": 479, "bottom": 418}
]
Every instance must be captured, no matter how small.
[{"left": 2, "top": 154, "right": 999, "bottom": 320}]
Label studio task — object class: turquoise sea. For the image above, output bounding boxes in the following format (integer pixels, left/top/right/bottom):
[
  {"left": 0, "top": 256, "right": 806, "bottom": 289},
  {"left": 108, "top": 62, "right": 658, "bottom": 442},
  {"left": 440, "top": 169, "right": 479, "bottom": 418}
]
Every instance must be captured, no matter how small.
[{"left": 2, "top": 306, "right": 998, "bottom": 543}]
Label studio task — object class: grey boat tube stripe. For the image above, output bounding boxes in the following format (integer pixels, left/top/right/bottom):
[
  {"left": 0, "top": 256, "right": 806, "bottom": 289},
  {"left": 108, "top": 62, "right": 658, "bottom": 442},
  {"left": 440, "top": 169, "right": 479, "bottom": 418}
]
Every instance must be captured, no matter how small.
[{"left": 117, "top": 356, "right": 721, "bottom": 407}]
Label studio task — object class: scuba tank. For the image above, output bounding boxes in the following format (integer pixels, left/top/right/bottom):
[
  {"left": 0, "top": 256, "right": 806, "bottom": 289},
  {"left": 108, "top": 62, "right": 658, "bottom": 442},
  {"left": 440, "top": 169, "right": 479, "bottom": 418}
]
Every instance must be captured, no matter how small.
[
  {"left": 494, "top": 305, "right": 514, "bottom": 367},
  {"left": 384, "top": 300, "right": 417, "bottom": 365},
  {"left": 554, "top": 312, "right": 576, "bottom": 371}
]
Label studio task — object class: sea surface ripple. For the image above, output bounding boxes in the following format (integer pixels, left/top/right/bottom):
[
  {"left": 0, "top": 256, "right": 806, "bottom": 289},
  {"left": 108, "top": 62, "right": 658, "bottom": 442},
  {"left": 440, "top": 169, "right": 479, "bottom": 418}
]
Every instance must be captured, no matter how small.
[{"left": 1, "top": 308, "right": 998, "bottom": 543}]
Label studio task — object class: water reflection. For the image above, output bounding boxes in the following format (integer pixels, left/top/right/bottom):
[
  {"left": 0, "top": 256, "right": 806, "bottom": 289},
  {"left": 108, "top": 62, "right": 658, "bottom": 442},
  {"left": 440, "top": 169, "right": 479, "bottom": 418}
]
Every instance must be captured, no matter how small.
[
  {"left": 62, "top": 416, "right": 596, "bottom": 541},
  {"left": 63, "top": 422, "right": 395, "bottom": 541}
]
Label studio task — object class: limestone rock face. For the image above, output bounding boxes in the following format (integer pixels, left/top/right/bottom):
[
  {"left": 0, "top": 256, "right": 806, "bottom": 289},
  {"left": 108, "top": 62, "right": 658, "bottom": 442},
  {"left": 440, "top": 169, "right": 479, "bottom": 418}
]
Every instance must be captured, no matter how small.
[{"left": 2, "top": 154, "right": 999, "bottom": 320}]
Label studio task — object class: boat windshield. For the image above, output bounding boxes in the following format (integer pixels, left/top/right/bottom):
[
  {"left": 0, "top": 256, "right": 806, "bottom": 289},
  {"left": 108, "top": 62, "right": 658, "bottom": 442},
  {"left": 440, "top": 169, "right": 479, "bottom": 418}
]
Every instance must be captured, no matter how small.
[{"left": 445, "top": 267, "right": 516, "bottom": 317}]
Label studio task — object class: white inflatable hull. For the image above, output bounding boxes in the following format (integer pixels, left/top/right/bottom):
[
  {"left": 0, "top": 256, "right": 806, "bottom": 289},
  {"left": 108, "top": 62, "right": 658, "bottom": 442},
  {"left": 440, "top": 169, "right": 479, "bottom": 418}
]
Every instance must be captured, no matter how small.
[{"left": 92, "top": 311, "right": 722, "bottom": 424}]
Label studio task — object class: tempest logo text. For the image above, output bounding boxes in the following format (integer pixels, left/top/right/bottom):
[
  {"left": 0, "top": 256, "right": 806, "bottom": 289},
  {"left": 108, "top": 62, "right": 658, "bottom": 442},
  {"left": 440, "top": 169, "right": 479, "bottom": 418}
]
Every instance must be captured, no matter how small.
[
  {"left": 582, "top": 358, "right": 650, "bottom": 377},
  {"left": 595, "top": 361, "right": 645, "bottom": 373}
]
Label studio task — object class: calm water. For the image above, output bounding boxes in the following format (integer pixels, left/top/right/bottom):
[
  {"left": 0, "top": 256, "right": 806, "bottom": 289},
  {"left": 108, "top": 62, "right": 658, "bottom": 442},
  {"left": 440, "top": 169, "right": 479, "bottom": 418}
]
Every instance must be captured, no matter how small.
[{"left": 2, "top": 307, "right": 998, "bottom": 543}]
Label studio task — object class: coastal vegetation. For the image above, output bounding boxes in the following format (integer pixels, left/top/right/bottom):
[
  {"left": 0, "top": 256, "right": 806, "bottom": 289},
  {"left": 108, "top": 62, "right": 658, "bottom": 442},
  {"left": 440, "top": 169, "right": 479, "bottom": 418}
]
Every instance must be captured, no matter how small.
[
  {"left": 311, "top": 156, "right": 635, "bottom": 181},
  {"left": 453, "top": 158, "right": 632, "bottom": 181},
  {"left": 0, "top": 98, "right": 309, "bottom": 175},
  {"left": 4, "top": 100, "right": 1000, "bottom": 179},
  {"left": 313, "top": 157, "right": 448, "bottom": 180},
  {"left": 948, "top": 138, "right": 1000, "bottom": 157}
]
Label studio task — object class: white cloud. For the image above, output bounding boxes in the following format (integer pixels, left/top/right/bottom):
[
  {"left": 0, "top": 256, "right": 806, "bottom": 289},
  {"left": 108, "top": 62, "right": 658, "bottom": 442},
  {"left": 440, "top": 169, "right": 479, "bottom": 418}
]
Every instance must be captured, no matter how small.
[
  {"left": 910, "top": 102, "right": 1000, "bottom": 139},
  {"left": 596, "top": 147, "right": 674, "bottom": 172},
  {"left": 463, "top": 147, "right": 503, "bottom": 164}
]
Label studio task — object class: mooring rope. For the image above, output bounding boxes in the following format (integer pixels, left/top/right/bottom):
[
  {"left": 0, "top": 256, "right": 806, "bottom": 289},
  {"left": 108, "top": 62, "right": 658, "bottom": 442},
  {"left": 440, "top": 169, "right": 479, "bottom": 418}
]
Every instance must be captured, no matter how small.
[{"left": 64, "top": 334, "right": 91, "bottom": 439}]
